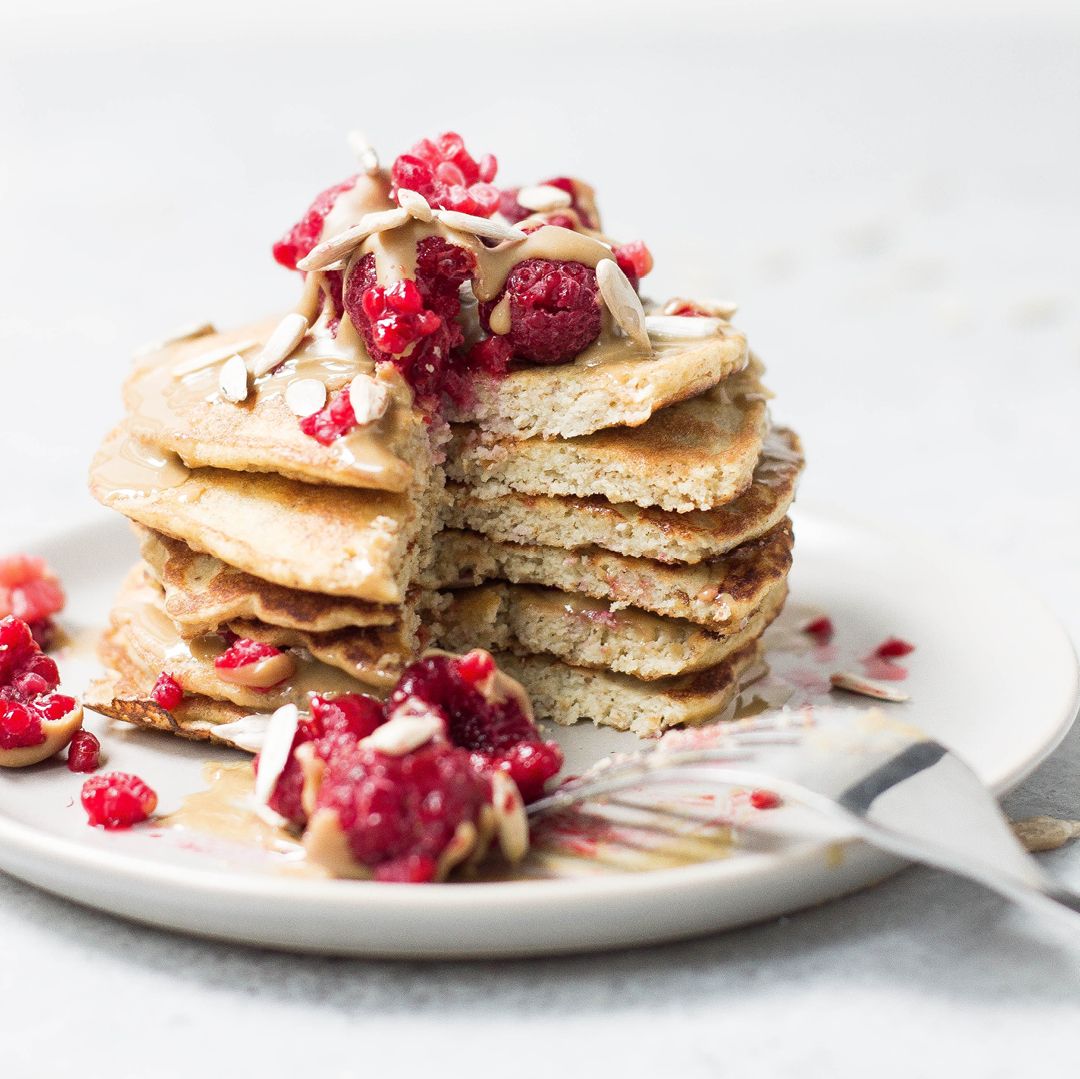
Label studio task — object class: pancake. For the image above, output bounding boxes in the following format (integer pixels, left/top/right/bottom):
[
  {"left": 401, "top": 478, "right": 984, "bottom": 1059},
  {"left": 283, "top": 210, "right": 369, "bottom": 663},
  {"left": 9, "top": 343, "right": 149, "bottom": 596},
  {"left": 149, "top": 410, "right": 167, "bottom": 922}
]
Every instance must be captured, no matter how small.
[
  {"left": 497, "top": 643, "right": 764, "bottom": 735},
  {"left": 98, "top": 567, "right": 391, "bottom": 712},
  {"left": 441, "top": 426, "right": 803, "bottom": 564},
  {"left": 90, "top": 426, "right": 438, "bottom": 605},
  {"left": 125, "top": 319, "right": 432, "bottom": 492},
  {"left": 428, "top": 519, "right": 793, "bottom": 631},
  {"left": 138, "top": 528, "right": 404, "bottom": 636},
  {"left": 443, "top": 327, "right": 748, "bottom": 440},
  {"left": 446, "top": 358, "right": 770, "bottom": 512},
  {"left": 437, "top": 580, "right": 787, "bottom": 680}
]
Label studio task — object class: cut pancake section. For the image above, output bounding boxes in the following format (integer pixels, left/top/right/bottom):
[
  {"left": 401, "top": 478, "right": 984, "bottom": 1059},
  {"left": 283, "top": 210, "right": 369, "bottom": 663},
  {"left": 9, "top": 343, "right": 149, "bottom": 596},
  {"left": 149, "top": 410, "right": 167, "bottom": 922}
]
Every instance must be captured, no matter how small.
[
  {"left": 429, "top": 519, "right": 793, "bottom": 631},
  {"left": 442, "top": 426, "right": 804, "bottom": 564},
  {"left": 444, "top": 328, "right": 748, "bottom": 440},
  {"left": 446, "top": 358, "right": 770, "bottom": 512}
]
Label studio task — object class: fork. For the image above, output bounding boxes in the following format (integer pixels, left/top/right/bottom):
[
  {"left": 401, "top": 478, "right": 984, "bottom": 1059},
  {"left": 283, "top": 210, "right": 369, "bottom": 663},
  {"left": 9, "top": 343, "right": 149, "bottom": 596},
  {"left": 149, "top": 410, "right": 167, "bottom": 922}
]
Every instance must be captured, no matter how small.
[{"left": 528, "top": 706, "right": 1080, "bottom": 924}]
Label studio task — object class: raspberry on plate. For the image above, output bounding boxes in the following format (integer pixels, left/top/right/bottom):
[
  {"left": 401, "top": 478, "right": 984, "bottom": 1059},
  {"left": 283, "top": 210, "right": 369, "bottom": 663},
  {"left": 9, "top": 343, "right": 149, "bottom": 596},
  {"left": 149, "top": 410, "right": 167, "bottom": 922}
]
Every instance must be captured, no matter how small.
[
  {"left": 0, "top": 554, "right": 66, "bottom": 649},
  {"left": 81, "top": 772, "right": 158, "bottom": 830}
]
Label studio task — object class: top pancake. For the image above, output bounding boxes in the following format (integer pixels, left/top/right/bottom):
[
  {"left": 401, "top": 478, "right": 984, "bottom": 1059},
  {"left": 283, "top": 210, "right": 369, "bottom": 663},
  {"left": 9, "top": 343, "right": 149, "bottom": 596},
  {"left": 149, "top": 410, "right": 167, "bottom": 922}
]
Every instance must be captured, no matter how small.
[
  {"left": 446, "top": 358, "right": 771, "bottom": 512},
  {"left": 125, "top": 320, "right": 431, "bottom": 492}
]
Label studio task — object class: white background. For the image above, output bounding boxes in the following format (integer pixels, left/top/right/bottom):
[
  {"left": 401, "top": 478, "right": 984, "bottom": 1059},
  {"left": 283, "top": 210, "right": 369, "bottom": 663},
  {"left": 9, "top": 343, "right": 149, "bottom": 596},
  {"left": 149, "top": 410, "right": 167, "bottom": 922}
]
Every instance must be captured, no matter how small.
[{"left": 2, "top": 1, "right": 1080, "bottom": 1075}]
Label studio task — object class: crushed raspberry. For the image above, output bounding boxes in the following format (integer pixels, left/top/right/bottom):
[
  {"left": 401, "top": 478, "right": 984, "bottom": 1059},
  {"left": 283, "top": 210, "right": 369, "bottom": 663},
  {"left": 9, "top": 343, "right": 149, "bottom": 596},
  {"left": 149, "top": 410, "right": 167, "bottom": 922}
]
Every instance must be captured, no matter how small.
[
  {"left": 802, "top": 616, "right": 834, "bottom": 643},
  {"left": 0, "top": 555, "right": 65, "bottom": 649},
  {"left": 67, "top": 729, "right": 101, "bottom": 773},
  {"left": 314, "top": 740, "right": 492, "bottom": 882},
  {"left": 457, "top": 648, "right": 495, "bottom": 686},
  {"left": 214, "top": 638, "right": 284, "bottom": 670},
  {"left": 299, "top": 385, "right": 360, "bottom": 444},
  {"left": 750, "top": 789, "right": 782, "bottom": 810},
  {"left": 874, "top": 637, "right": 915, "bottom": 659},
  {"left": 481, "top": 259, "right": 602, "bottom": 365},
  {"left": 613, "top": 241, "right": 653, "bottom": 290},
  {"left": 0, "top": 616, "right": 74, "bottom": 750},
  {"left": 273, "top": 175, "right": 359, "bottom": 271},
  {"left": 391, "top": 132, "right": 499, "bottom": 217},
  {"left": 343, "top": 238, "right": 476, "bottom": 407},
  {"left": 81, "top": 772, "right": 157, "bottom": 830},
  {"left": 151, "top": 672, "right": 183, "bottom": 711},
  {"left": 664, "top": 299, "right": 714, "bottom": 317}
]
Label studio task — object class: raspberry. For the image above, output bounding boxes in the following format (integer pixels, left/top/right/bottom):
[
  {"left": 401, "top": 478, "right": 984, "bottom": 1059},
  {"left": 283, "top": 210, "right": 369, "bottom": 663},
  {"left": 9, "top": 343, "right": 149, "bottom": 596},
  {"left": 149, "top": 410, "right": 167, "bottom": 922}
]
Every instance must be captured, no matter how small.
[
  {"left": 802, "top": 616, "right": 834, "bottom": 643},
  {"left": 613, "top": 241, "right": 653, "bottom": 290},
  {"left": 875, "top": 637, "right": 915, "bottom": 659},
  {"left": 214, "top": 638, "right": 284, "bottom": 670},
  {"left": 481, "top": 259, "right": 602, "bottom": 365},
  {"left": 500, "top": 178, "right": 597, "bottom": 229},
  {"left": 361, "top": 279, "right": 442, "bottom": 355},
  {"left": 750, "top": 789, "right": 782, "bottom": 810},
  {"left": 457, "top": 648, "right": 495, "bottom": 687},
  {"left": 273, "top": 175, "right": 359, "bottom": 271},
  {"left": 310, "top": 693, "right": 385, "bottom": 741},
  {"left": 391, "top": 132, "right": 499, "bottom": 217},
  {"left": 81, "top": 772, "right": 157, "bottom": 830},
  {"left": 299, "top": 386, "right": 360, "bottom": 445},
  {"left": 67, "top": 729, "right": 101, "bottom": 773},
  {"left": 0, "top": 616, "right": 74, "bottom": 751},
  {"left": 0, "top": 555, "right": 65, "bottom": 649},
  {"left": 151, "top": 672, "right": 183, "bottom": 711}
]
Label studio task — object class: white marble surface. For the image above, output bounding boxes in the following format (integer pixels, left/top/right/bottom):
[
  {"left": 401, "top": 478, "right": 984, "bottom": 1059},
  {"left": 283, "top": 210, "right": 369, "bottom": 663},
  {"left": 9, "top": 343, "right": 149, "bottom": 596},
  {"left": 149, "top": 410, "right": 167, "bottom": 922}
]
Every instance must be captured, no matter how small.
[{"left": 2, "top": 2, "right": 1079, "bottom": 1075}]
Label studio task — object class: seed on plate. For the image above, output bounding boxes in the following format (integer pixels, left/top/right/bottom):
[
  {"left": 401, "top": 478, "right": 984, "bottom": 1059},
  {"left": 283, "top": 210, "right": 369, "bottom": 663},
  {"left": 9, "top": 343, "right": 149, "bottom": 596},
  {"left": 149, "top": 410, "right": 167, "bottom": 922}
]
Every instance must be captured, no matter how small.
[
  {"left": 434, "top": 209, "right": 527, "bottom": 243},
  {"left": 515, "top": 184, "right": 573, "bottom": 212},
  {"left": 829, "top": 671, "right": 910, "bottom": 702},
  {"left": 297, "top": 208, "right": 410, "bottom": 272},
  {"left": 349, "top": 373, "right": 390, "bottom": 424},
  {"left": 284, "top": 377, "right": 328, "bottom": 417},
  {"left": 249, "top": 313, "right": 310, "bottom": 378},
  {"left": 1011, "top": 815, "right": 1080, "bottom": 852},
  {"left": 171, "top": 338, "right": 259, "bottom": 378},
  {"left": 397, "top": 188, "right": 434, "bottom": 222},
  {"left": 596, "top": 258, "right": 650, "bottom": 350},
  {"left": 347, "top": 130, "right": 381, "bottom": 176},
  {"left": 218, "top": 354, "right": 250, "bottom": 403}
]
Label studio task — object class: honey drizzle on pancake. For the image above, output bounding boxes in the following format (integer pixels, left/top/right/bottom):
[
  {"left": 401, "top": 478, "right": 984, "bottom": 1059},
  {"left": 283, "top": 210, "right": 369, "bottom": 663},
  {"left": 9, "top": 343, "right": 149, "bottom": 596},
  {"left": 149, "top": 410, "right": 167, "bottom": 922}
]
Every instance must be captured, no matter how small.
[{"left": 90, "top": 432, "right": 190, "bottom": 498}]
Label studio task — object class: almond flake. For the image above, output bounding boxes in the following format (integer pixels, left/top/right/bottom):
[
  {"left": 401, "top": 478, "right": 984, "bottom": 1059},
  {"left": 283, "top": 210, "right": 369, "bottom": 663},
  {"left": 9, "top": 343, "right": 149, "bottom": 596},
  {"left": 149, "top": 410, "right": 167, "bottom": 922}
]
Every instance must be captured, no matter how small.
[
  {"left": 596, "top": 258, "right": 650, "bottom": 350},
  {"left": 171, "top": 338, "right": 259, "bottom": 378},
  {"left": 250, "top": 313, "right": 310, "bottom": 378},
  {"left": 252, "top": 704, "right": 300, "bottom": 805},
  {"left": 829, "top": 672, "right": 910, "bottom": 703},
  {"left": 297, "top": 208, "right": 410, "bottom": 272},
  {"left": 218, "top": 353, "right": 250, "bottom": 403},
  {"left": 515, "top": 184, "right": 573, "bottom": 212},
  {"left": 347, "top": 130, "right": 381, "bottom": 176},
  {"left": 284, "top": 377, "right": 328, "bottom": 417},
  {"left": 397, "top": 188, "right": 434, "bottom": 222},
  {"left": 645, "top": 314, "right": 729, "bottom": 340},
  {"left": 434, "top": 209, "right": 527, "bottom": 243},
  {"left": 348, "top": 373, "right": 390, "bottom": 424}
]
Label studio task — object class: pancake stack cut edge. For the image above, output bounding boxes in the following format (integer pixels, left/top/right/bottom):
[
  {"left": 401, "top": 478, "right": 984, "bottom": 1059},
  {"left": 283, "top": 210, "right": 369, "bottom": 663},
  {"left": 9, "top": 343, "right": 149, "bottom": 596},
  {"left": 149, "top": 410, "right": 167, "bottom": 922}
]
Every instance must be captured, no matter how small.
[{"left": 87, "top": 164, "right": 804, "bottom": 749}]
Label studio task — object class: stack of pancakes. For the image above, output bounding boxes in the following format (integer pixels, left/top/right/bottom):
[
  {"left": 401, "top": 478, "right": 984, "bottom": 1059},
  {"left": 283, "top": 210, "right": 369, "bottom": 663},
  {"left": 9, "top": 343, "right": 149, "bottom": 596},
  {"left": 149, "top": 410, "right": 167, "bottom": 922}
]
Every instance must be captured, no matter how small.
[{"left": 87, "top": 314, "right": 801, "bottom": 744}]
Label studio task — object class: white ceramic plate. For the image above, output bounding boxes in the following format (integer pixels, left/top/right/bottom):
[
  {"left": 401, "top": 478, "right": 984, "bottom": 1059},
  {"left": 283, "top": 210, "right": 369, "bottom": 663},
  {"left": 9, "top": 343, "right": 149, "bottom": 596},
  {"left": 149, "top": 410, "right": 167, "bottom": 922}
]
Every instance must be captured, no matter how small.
[{"left": 0, "top": 506, "right": 1076, "bottom": 957}]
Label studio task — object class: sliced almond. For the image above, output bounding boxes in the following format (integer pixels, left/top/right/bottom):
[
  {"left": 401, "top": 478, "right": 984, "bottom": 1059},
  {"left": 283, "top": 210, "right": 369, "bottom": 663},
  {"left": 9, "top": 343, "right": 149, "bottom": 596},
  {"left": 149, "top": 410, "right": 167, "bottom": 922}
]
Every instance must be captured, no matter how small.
[
  {"left": 347, "top": 130, "right": 381, "bottom": 176},
  {"left": 171, "top": 338, "right": 259, "bottom": 378},
  {"left": 829, "top": 672, "right": 910, "bottom": 703},
  {"left": 297, "top": 208, "right": 410, "bottom": 272},
  {"left": 515, "top": 184, "right": 573, "bottom": 212},
  {"left": 218, "top": 353, "right": 250, "bottom": 403},
  {"left": 284, "top": 377, "right": 328, "bottom": 418},
  {"left": 434, "top": 209, "right": 527, "bottom": 243},
  {"left": 362, "top": 699, "right": 443, "bottom": 756},
  {"left": 490, "top": 770, "right": 530, "bottom": 862},
  {"left": 645, "top": 314, "right": 729, "bottom": 340},
  {"left": 596, "top": 258, "right": 650, "bottom": 350},
  {"left": 397, "top": 188, "right": 434, "bottom": 222},
  {"left": 348, "top": 373, "right": 390, "bottom": 424},
  {"left": 250, "top": 313, "right": 310, "bottom": 378},
  {"left": 252, "top": 704, "right": 300, "bottom": 805}
]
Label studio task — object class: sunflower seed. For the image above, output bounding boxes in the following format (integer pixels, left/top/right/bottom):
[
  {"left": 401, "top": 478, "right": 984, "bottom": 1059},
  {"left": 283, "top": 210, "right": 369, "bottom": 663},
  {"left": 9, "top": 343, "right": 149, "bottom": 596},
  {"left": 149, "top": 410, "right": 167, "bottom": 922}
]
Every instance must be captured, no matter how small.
[
  {"left": 349, "top": 373, "right": 390, "bottom": 424},
  {"left": 515, "top": 184, "right": 573, "bottom": 212},
  {"left": 397, "top": 188, "right": 434, "bottom": 222},
  {"left": 347, "top": 129, "right": 381, "bottom": 176},
  {"left": 645, "top": 314, "right": 729, "bottom": 340},
  {"left": 171, "top": 338, "right": 259, "bottom": 378},
  {"left": 284, "top": 377, "right": 328, "bottom": 417},
  {"left": 434, "top": 209, "right": 527, "bottom": 243},
  {"left": 662, "top": 297, "right": 739, "bottom": 319},
  {"left": 249, "top": 313, "right": 310, "bottom": 378},
  {"left": 218, "top": 353, "right": 250, "bottom": 403},
  {"left": 829, "top": 672, "right": 910, "bottom": 703},
  {"left": 297, "top": 208, "right": 410, "bottom": 272},
  {"left": 596, "top": 258, "right": 650, "bottom": 350},
  {"left": 134, "top": 320, "right": 216, "bottom": 357},
  {"left": 491, "top": 770, "right": 529, "bottom": 862},
  {"left": 363, "top": 698, "right": 442, "bottom": 756}
]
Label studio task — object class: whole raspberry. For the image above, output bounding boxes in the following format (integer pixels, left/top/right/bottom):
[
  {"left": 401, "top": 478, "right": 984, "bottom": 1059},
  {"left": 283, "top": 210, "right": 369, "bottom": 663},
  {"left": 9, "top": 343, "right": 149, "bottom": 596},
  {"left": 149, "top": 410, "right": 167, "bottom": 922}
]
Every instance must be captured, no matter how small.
[
  {"left": 273, "top": 175, "right": 359, "bottom": 271},
  {"left": 81, "top": 772, "right": 157, "bottom": 830},
  {"left": 310, "top": 693, "right": 385, "bottom": 741},
  {"left": 391, "top": 132, "right": 499, "bottom": 217},
  {"left": 0, "top": 555, "right": 65, "bottom": 650},
  {"left": 67, "top": 729, "right": 101, "bottom": 773},
  {"left": 151, "top": 672, "right": 183, "bottom": 711},
  {"left": 481, "top": 259, "right": 602, "bottom": 365},
  {"left": 613, "top": 241, "right": 653, "bottom": 291}
]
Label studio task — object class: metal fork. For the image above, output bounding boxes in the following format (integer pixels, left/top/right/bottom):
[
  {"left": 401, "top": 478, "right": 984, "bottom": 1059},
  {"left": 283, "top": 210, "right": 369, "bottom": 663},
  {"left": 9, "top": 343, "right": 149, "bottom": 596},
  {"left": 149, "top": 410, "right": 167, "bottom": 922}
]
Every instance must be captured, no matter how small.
[{"left": 528, "top": 707, "right": 1080, "bottom": 924}]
